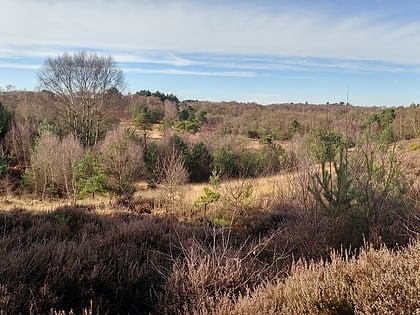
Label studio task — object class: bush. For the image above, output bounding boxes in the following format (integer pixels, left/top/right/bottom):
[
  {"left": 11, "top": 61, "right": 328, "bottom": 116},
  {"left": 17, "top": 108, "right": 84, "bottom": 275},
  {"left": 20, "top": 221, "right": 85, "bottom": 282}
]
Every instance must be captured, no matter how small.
[
  {"left": 186, "top": 142, "right": 213, "bottom": 182},
  {"left": 100, "top": 128, "right": 144, "bottom": 196}
]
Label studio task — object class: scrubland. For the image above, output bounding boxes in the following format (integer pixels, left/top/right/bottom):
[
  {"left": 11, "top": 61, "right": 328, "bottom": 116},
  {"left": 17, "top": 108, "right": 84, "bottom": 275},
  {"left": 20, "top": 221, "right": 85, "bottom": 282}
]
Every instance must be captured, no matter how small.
[{"left": 1, "top": 87, "right": 419, "bottom": 314}]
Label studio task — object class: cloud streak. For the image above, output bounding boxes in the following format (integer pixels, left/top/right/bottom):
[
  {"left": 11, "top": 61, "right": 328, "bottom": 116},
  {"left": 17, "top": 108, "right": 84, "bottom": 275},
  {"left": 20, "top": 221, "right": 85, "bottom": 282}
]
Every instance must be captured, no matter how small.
[
  {"left": 2, "top": 0, "right": 420, "bottom": 65},
  {"left": 123, "top": 67, "right": 255, "bottom": 77}
]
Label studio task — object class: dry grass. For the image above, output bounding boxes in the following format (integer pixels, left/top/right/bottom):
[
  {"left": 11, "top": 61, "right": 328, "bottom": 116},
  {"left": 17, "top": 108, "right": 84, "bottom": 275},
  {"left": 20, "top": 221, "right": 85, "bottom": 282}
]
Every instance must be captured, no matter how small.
[
  {"left": 398, "top": 137, "right": 420, "bottom": 183},
  {"left": 0, "top": 195, "right": 418, "bottom": 314},
  {"left": 188, "top": 240, "right": 420, "bottom": 315},
  {"left": 0, "top": 195, "right": 112, "bottom": 213}
]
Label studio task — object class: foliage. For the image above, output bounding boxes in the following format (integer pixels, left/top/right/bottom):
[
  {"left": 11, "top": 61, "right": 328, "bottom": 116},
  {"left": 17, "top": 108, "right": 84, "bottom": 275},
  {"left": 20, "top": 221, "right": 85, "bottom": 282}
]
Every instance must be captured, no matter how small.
[
  {"left": 186, "top": 142, "right": 213, "bottom": 182},
  {"left": 73, "top": 151, "right": 106, "bottom": 198},
  {"left": 307, "top": 128, "right": 344, "bottom": 164},
  {"left": 174, "top": 119, "right": 202, "bottom": 133},
  {"left": 173, "top": 105, "right": 207, "bottom": 133},
  {"left": 289, "top": 119, "right": 300, "bottom": 134},
  {"left": 100, "top": 128, "right": 144, "bottom": 196},
  {"left": 309, "top": 147, "right": 355, "bottom": 220},
  {"left": 168, "top": 134, "right": 189, "bottom": 159},
  {"left": 247, "top": 130, "right": 260, "bottom": 139},
  {"left": 308, "top": 125, "right": 412, "bottom": 247},
  {"left": 0, "top": 102, "right": 12, "bottom": 141},
  {"left": 0, "top": 155, "right": 8, "bottom": 178},
  {"left": 137, "top": 90, "right": 179, "bottom": 103},
  {"left": 363, "top": 108, "right": 396, "bottom": 145},
  {"left": 194, "top": 187, "right": 221, "bottom": 212},
  {"left": 239, "top": 151, "right": 263, "bottom": 177},
  {"left": 213, "top": 148, "right": 240, "bottom": 178},
  {"left": 350, "top": 140, "right": 410, "bottom": 245},
  {"left": 144, "top": 141, "right": 160, "bottom": 187},
  {"left": 409, "top": 142, "right": 419, "bottom": 151},
  {"left": 133, "top": 111, "right": 153, "bottom": 144}
]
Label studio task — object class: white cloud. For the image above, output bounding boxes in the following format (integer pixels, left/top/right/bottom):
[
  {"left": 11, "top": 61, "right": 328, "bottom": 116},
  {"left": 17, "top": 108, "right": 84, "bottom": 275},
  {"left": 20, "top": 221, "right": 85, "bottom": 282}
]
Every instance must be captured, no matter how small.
[
  {"left": 0, "top": 63, "right": 39, "bottom": 70},
  {"left": 123, "top": 67, "right": 255, "bottom": 77},
  {"left": 1, "top": 0, "right": 420, "bottom": 66}
]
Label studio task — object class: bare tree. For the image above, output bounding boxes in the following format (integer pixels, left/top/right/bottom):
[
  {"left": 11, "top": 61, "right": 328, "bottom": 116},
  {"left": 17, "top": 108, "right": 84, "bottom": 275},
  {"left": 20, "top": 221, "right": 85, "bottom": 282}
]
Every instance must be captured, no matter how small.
[
  {"left": 159, "top": 148, "right": 189, "bottom": 213},
  {"left": 38, "top": 51, "right": 125, "bottom": 146},
  {"left": 59, "top": 134, "right": 84, "bottom": 200},
  {"left": 29, "top": 131, "right": 61, "bottom": 199},
  {"left": 28, "top": 132, "right": 84, "bottom": 200}
]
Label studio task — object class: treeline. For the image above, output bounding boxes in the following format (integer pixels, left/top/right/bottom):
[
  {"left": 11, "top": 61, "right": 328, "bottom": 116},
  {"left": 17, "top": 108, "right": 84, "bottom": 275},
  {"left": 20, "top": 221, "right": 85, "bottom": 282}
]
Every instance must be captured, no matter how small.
[
  {"left": 187, "top": 100, "right": 420, "bottom": 141},
  {"left": 0, "top": 51, "right": 419, "bottom": 204},
  {"left": 1, "top": 84, "right": 419, "bottom": 201}
]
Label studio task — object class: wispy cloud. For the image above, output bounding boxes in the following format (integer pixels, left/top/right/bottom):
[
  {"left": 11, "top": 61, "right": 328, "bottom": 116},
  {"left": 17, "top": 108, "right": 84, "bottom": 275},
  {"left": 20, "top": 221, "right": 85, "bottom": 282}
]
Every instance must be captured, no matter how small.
[
  {"left": 0, "top": 63, "right": 39, "bottom": 70},
  {"left": 2, "top": 0, "right": 420, "bottom": 65},
  {"left": 123, "top": 67, "right": 255, "bottom": 77}
]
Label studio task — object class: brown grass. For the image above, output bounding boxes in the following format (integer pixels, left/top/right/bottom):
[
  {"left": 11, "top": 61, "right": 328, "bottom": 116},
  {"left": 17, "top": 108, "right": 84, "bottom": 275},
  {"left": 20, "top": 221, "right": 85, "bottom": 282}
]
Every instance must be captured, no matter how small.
[{"left": 186, "top": 240, "right": 420, "bottom": 315}]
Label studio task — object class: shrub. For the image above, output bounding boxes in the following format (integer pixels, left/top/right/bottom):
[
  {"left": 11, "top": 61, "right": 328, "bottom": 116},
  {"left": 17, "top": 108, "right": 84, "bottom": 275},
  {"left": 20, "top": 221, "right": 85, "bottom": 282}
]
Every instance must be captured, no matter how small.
[
  {"left": 213, "top": 148, "right": 240, "bottom": 178},
  {"left": 186, "top": 142, "right": 213, "bottom": 182},
  {"left": 73, "top": 151, "right": 106, "bottom": 199},
  {"left": 100, "top": 128, "right": 144, "bottom": 196}
]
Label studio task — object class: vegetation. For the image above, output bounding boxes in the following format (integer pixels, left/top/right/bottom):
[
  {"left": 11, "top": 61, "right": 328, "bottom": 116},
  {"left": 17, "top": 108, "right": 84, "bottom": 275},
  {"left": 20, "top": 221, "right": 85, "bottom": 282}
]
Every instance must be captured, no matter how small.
[
  {"left": 38, "top": 51, "right": 125, "bottom": 146},
  {"left": 0, "top": 51, "right": 419, "bottom": 314}
]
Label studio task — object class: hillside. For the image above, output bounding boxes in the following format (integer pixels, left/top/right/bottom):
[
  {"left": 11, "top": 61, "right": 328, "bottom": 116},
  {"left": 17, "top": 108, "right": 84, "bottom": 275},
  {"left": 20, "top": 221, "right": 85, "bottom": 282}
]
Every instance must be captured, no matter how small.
[{"left": 0, "top": 89, "right": 419, "bottom": 314}]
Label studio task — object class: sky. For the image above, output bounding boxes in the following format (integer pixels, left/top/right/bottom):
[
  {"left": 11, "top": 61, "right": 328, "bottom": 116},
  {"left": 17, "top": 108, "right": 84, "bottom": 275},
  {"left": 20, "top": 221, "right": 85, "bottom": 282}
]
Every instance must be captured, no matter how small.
[{"left": 1, "top": 0, "right": 420, "bottom": 106}]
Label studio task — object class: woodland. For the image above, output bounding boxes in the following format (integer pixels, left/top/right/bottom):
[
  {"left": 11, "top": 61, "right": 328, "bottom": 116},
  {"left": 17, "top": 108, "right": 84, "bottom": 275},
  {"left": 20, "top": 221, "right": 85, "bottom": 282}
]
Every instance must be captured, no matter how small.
[{"left": 0, "top": 52, "right": 419, "bottom": 314}]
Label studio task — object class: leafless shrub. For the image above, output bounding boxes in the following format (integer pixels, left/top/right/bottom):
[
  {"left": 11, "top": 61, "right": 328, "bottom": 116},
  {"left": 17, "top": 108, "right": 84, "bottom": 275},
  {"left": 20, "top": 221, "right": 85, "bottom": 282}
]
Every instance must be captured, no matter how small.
[
  {"left": 158, "top": 148, "right": 189, "bottom": 214},
  {"left": 58, "top": 134, "right": 84, "bottom": 199},
  {"left": 29, "top": 131, "right": 61, "bottom": 199},
  {"left": 2, "top": 119, "right": 35, "bottom": 171},
  {"left": 158, "top": 227, "right": 287, "bottom": 314},
  {"left": 27, "top": 132, "right": 84, "bottom": 200}
]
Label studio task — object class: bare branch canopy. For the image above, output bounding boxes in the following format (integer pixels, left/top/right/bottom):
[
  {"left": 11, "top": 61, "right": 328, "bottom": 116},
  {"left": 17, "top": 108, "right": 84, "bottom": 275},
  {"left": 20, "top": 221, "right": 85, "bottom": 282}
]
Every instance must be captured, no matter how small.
[{"left": 38, "top": 51, "right": 125, "bottom": 146}]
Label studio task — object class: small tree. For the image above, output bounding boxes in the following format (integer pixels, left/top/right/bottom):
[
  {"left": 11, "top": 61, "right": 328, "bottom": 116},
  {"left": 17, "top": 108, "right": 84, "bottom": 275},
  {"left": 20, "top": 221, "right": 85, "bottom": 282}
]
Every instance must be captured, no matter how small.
[
  {"left": 186, "top": 142, "right": 213, "bottom": 182},
  {"left": 73, "top": 151, "right": 106, "bottom": 199},
  {"left": 58, "top": 134, "right": 84, "bottom": 200},
  {"left": 307, "top": 129, "right": 355, "bottom": 245},
  {"left": 0, "top": 102, "right": 12, "bottom": 142},
  {"left": 144, "top": 141, "right": 160, "bottom": 188},
  {"left": 362, "top": 108, "right": 396, "bottom": 145},
  {"left": 100, "top": 128, "right": 144, "bottom": 196},
  {"left": 350, "top": 137, "right": 410, "bottom": 245},
  {"left": 159, "top": 148, "right": 189, "bottom": 213},
  {"left": 213, "top": 148, "right": 240, "bottom": 178},
  {"left": 309, "top": 146, "right": 355, "bottom": 244},
  {"left": 29, "top": 131, "right": 61, "bottom": 199},
  {"left": 133, "top": 110, "right": 153, "bottom": 147}
]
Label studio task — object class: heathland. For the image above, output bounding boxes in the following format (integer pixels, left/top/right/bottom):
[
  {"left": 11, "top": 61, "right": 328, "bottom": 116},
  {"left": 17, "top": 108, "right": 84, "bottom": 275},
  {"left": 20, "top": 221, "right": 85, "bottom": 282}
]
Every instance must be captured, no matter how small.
[{"left": 0, "top": 52, "right": 419, "bottom": 314}]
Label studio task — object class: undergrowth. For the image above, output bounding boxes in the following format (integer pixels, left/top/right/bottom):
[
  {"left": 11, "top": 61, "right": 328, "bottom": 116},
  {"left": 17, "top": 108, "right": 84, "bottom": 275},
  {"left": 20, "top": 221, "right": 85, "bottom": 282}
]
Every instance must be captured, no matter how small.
[{"left": 0, "top": 199, "right": 418, "bottom": 314}]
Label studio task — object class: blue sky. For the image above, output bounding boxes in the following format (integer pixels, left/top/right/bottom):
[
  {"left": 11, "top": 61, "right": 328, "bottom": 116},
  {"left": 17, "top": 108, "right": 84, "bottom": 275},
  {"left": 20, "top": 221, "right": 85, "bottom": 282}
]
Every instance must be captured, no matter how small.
[{"left": 1, "top": 0, "right": 420, "bottom": 106}]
